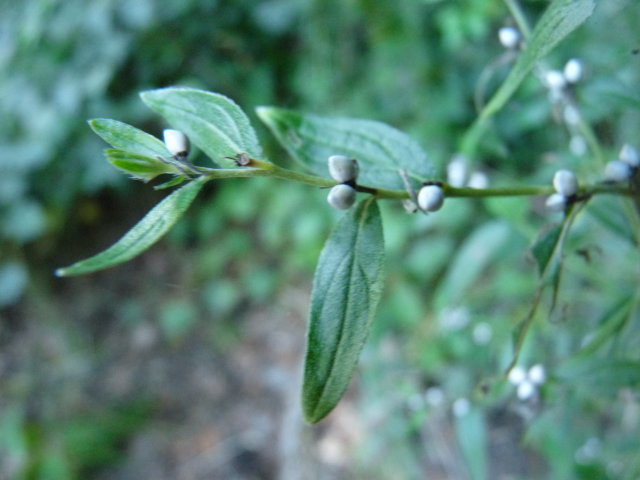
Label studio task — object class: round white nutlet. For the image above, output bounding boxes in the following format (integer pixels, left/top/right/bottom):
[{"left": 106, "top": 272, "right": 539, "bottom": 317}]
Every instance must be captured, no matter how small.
[
  {"left": 163, "top": 129, "right": 190, "bottom": 158},
  {"left": 447, "top": 154, "right": 468, "bottom": 187},
  {"left": 546, "top": 193, "right": 567, "bottom": 212},
  {"left": 528, "top": 364, "right": 546, "bottom": 385},
  {"left": 604, "top": 160, "right": 633, "bottom": 182},
  {"left": 544, "top": 70, "right": 567, "bottom": 91},
  {"left": 328, "top": 155, "right": 359, "bottom": 183},
  {"left": 553, "top": 169, "right": 579, "bottom": 197},
  {"left": 417, "top": 185, "right": 445, "bottom": 212},
  {"left": 563, "top": 58, "right": 583, "bottom": 84},
  {"left": 516, "top": 380, "right": 536, "bottom": 401},
  {"left": 452, "top": 397, "right": 471, "bottom": 417},
  {"left": 508, "top": 366, "right": 527, "bottom": 385},
  {"left": 498, "top": 26, "right": 520, "bottom": 49},
  {"left": 327, "top": 184, "right": 356, "bottom": 210},
  {"left": 619, "top": 143, "right": 640, "bottom": 167}
]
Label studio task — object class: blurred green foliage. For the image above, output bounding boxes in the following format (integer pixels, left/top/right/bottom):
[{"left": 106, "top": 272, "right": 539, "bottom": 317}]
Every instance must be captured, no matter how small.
[{"left": 2, "top": 0, "right": 640, "bottom": 478}]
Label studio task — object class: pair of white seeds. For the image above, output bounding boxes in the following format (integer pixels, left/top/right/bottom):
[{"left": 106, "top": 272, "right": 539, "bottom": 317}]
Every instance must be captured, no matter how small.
[
  {"left": 547, "top": 144, "right": 639, "bottom": 212},
  {"left": 326, "top": 155, "right": 446, "bottom": 212}
]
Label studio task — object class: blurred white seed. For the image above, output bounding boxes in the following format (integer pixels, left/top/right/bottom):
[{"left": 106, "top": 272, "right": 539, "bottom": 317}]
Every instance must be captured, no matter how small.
[
  {"left": 163, "top": 129, "right": 190, "bottom": 158},
  {"left": 472, "top": 322, "right": 492, "bottom": 345},
  {"left": 546, "top": 193, "right": 567, "bottom": 212},
  {"left": 553, "top": 169, "right": 579, "bottom": 196},
  {"left": 619, "top": 143, "right": 640, "bottom": 167},
  {"left": 327, "top": 184, "right": 356, "bottom": 210},
  {"left": 424, "top": 387, "right": 445, "bottom": 407},
  {"left": 517, "top": 380, "right": 536, "bottom": 400},
  {"left": 468, "top": 171, "right": 489, "bottom": 189},
  {"left": 417, "top": 185, "right": 445, "bottom": 212},
  {"left": 452, "top": 397, "right": 471, "bottom": 417},
  {"left": 498, "top": 26, "right": 520, "bottom": 49},
  {"left": 508, "top": 366, "right": 527, "bottom": 385},
  {"left": 544, "top": 70, "right": 567, "bottom": 91},
  {"left": 563, "top": 58, "right": 583, "bottom": 84},
  {"left": 328, "top": 155, "right": 359, "bottom": 183},
  {"left": 563, "top": 104, "right": 581, "bottom": 126},
  {"left": 528, "top": 364, "right": 546, "bottom": 385},
  {"left": 447, "top": 154, "right": 469, "bottom": 187},
  {"left": 569, "top": 135, "right": 588, "bottom": 156},
  {"left": 604, "top": 160, "right": 633, "bottom": 182}
]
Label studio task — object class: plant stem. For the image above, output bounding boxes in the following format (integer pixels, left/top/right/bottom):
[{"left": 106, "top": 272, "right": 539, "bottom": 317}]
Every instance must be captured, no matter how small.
[{"left": 202, "top": 163, "right": 635, "bottom": 200}]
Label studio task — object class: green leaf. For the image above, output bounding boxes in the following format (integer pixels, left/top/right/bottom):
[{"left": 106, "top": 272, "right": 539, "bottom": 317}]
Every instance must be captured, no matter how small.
[
  {"left": 302, "top": 197, "right": 385, "bottom": 423},
  {"left": 140, "top": 87, "right": 262, "bottom": 168},
  {"left": 480, "top": 0, "right": 595, "bottom": 121},
  {"left": 89, "top": 119, "right": 170, "bottom": 158},
  {"left": 105, "top": 149, "right": 178, "bottom": 182},
  {"left": 257, "top": 106, "right": 433, "bottom": 189},
  {"left": 531, "top": 224, "right": 563, "bottom": 276},
  {"left": 55, "top": 177, "right": 206, "bottom": 276}
]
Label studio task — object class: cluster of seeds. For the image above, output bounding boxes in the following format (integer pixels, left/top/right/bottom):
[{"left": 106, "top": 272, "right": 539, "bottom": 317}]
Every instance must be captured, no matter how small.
[
  {"left": 546, "top": 169, "right": 579, "bottom": 212},
  {"left": 508, "top": 364, "right": 547, "bottom": 401},
  {"left": 326, "top": 155, "right": 359, "bottom": 210},
  {"left": 605, "top": 144, "right": 639, "bottom": 182}
]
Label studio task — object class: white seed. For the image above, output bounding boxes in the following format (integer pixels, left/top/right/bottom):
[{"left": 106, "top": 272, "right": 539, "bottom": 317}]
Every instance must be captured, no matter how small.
[
  {"left": 544, "top": 70, "right": 567, "bottom": 91},
  {"left": 452, "top": 397, "right": 470, "bottom": 417},
  {"left": 563, "top": 58, "right": 583, "bottom": 84},
  {"left": 508, "top": 366, "right": 527, "bottom": 385},
  {"left": 563, "top": 104, "right": 581, "bottom": 126},
  {"left": 447, "top": 154, "right": 468, "bottom": 187},
  {"left": 528, "top": 364, "right": 546, "bottom": 385},
  {"left": 468, "top": 171, "right": 489, "bottom": 189},
  {"left": 328, "top": 155, "right": 359, "bottom": 183},
  {"left": 604, "top": 160, "right": 633, "bottom": 182},
  {"left": 516, "top": 380, "right": 536, "bottom": 400},
  {"left": 327, "top": 184, "right": 356, "bottom": 210},
  {"left": 163, "top": 129, "right": 190, "bottom": 158},
  {"left": 619, "top": 143, "right": 640, "bottom": 167},
  {"left": 498, "top": 26, "right": 520, "bottom": 49},
  {"left": 553, "top": 169, "right": 579, "bottom": 197},
  {"left": 546, "top": 193, "right": 567, "bottom": 212},
  {"left": 569, "top": 135, "right": 587, "bottom": 156},
  {"left": 472, "top": 322, "right": 492, "bottom": 345},
  {"left": 417, "top": 185, "right": 444, "bottom": 212}
]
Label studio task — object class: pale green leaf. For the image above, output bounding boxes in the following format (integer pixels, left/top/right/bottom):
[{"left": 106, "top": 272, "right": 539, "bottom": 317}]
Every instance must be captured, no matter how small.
[
  {"left": 56, "top": 177, "right": 206, "bottom": 276},
  {"left": 89, "top": 119, "right": 170, "bottom": 158},
  {"left": 302, "top": 197, "right": 385, "bottom": 423},
  {"left": 141, "top": 87, "right": 263, "bottom": 168},
  {"left": 257, "top": 106, "right": 433, "bottom": 189}
]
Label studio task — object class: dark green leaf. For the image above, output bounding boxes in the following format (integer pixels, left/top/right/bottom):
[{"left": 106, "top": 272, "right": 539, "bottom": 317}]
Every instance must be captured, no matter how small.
[
  {"left": 302, "top": 197, "right": 385, "bottom": 423},
  {"left": 531, "top": 224, "right": 563, "bottom": 276},
  {"left": 89, "top": 119, "right": 170, "bottom": 158},
  {"left": 558, "top": 359, "right": 640, "bottom": 394},
  {"left": 480, "top": 0, "right": 595, "bottom": 120},
  {"left": 105, "top": 149, "right": 178, "bottom": 182},
  {"left": 141, "top": 87, "right": 262, "bottom": 168},
  {"left": 55, "top": 177, "right": 206, "bottom": 276},
  {"left": 257, "top": 107, "right": 433, "bottom": 189}
]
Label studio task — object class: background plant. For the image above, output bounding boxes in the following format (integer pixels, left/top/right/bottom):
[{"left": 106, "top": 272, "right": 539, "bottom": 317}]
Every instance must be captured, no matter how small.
[{"left": 2, "top": 0, "right": 640, "bottom": 478}]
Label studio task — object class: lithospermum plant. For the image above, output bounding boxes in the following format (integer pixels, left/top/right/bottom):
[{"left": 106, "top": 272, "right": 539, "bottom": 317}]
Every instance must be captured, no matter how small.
[{"left": 56, "top": 0, "right": 638, "bottom": 423}]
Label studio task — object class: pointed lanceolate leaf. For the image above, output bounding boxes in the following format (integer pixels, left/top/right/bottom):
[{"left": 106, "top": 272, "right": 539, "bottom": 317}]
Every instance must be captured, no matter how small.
[
  {"left": 480, "top": 0, "right": 595, "bottom": 121},
  {"left": 257, "top": 107, "right": 433, "bottom": 189},
  {"left": 141, "top": 87, "right": 263, "bottom": 168},
  {"left": 531, "top": 224, "right": 563, "bottom": 276},
  {"left": 303, "top": 197, "right": 385, "bottom": 423},
  {"left": 89, "top": 119, "right": 171, "bottom": 158},
  {"left": 105, "top": 149, "right": 180, "bottom": 182},
  {"left": 55, "top": 177, "right": 206, "bottom": 277}
]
